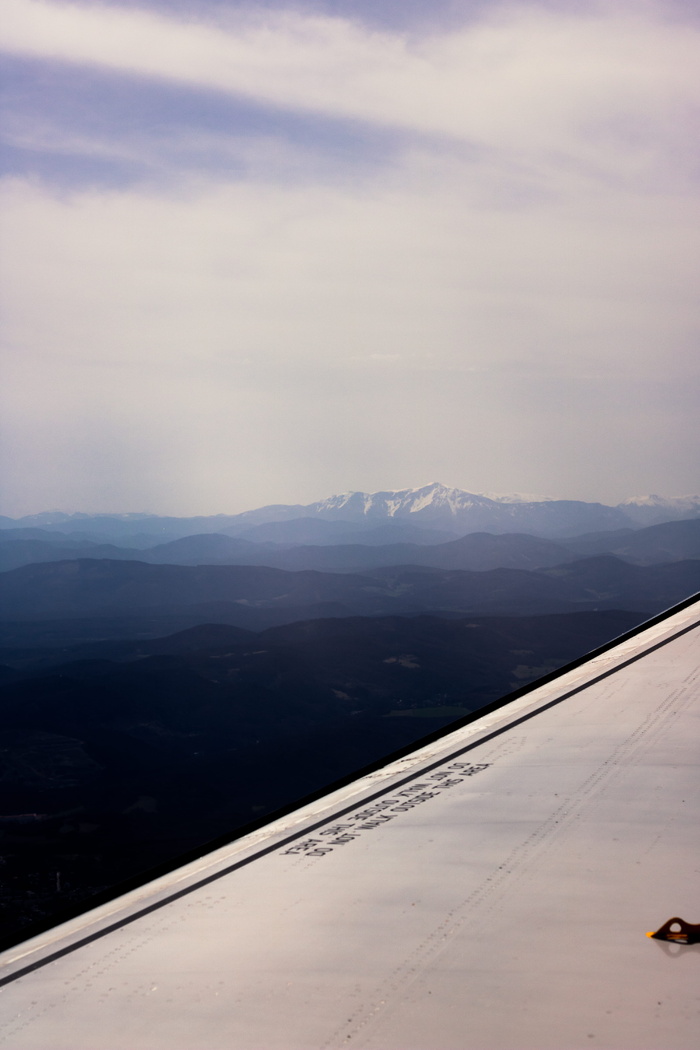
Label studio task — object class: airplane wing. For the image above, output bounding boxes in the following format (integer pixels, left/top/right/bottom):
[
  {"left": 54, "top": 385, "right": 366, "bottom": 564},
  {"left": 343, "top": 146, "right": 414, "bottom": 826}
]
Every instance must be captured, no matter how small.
[{"left": 1, "top": 597, "right": 698, "bottom": 1049}]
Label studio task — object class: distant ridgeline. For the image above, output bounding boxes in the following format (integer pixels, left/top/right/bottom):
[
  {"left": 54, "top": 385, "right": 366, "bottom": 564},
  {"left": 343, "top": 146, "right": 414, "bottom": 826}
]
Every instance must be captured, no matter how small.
[
  {"left": 2, "top": 484, "right": 700, "bottom": 546},
  {"left": 0, "top": 484, "right": 698, "bottom": 948}
]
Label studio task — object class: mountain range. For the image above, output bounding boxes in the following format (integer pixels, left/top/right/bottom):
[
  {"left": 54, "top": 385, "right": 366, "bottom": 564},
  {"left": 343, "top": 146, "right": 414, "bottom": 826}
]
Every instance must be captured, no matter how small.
[
  {"left": 1, "top": 518, "right": 698, "bottom": 575},
  {"left": 2, "top": 483, "right": 699, "bottom": 546},
  {"left": 1, "top": 555, "right": 698, "bottom": 647}
]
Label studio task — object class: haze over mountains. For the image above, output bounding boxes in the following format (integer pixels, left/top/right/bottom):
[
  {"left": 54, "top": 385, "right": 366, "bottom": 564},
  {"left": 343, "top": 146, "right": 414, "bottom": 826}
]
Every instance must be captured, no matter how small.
[
  {"left": 1, "top": 518, "right": 699, "bottom": 577},
  {"left": 3, "top": 483, "right": 700, "bottom": 545},
  {"left": 1, "top": 484, "right": 698, "bottom": 645},
  {"left": 1, "top": 483, "right": 699, "bottom": 579},
  {"left": 0, "top": 482, "right": 698, "bottom": 948}
]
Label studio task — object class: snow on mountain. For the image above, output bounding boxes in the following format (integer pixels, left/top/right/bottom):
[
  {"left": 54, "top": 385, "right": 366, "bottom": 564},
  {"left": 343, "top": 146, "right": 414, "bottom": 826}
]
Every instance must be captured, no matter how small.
[
  {"left": 478, "top": 492, "right": 559, "bottom": 504},
  {"left": 289, "top": 483, "right": 634, "bottom": 537},
  {"left": 307, "top": 484, "right": 700, "bottom": 523},
  {"left": 615, "top": 494, "right": 700, "bottom": 526},
  {"left": 309, "top": 483, "right": 498, "bottom": 521},
  {"left": 4, "top": 486, "right": 698, "bottom": 542},
  {"left": 618, "top": 494, "right": 700, "bottom": 510}
]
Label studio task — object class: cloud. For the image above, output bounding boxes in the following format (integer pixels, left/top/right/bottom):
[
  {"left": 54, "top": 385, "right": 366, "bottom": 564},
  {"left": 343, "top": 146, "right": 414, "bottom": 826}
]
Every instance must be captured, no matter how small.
[
  {"left": 0, "top": 52, "right": 409, "bottom": 192},
  {"left": 2, "top": 138, "right": 697, "bottom": 510},
  {"left": 3, "top": 0, "right": 699, "bottom": 187},
  {"left": 1, "top": 1, "right": 699, "bottom": 513}
]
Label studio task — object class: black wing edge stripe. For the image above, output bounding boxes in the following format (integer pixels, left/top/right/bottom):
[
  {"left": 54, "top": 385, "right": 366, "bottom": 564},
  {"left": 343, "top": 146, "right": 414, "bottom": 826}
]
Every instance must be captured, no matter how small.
[{"left": 2, "top": 596, "right": 698, "bottom": 988}]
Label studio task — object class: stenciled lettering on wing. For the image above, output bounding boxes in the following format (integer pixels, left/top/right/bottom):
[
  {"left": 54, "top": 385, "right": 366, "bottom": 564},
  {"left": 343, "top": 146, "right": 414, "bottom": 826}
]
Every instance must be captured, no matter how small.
[{"left": 281, "top": 763, "right": 490, "bottom": 858}]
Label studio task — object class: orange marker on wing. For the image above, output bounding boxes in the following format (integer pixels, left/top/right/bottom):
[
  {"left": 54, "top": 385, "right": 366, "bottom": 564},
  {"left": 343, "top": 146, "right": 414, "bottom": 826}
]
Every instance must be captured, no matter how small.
[{"left": 647, "top": 917, "right": 700, "bottom": 944}]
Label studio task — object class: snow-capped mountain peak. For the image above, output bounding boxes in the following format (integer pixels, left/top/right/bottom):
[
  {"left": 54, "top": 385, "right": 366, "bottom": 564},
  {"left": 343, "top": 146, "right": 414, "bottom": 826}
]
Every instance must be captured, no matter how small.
[
  {"left": 310, "top": 483, "right": 498, "bottom": 520},
  {"left": 5, "top": 484, "right": 699, "bottom": 543},
  {"left": 297, "top": 483, "right": 700, "bottom": 534}
]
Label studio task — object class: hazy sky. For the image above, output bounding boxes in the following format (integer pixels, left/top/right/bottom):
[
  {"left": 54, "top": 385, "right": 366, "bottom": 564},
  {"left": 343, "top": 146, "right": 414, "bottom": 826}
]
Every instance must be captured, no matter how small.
[{"left": 1, "top": 0, "right": 699, "bottom": 515}]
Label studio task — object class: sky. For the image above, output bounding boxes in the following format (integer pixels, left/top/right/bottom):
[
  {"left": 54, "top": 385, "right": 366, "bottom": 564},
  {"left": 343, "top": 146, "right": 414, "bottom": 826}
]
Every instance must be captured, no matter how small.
[{"left": 1, "top": 0, "right": 699, "bottom": 516}]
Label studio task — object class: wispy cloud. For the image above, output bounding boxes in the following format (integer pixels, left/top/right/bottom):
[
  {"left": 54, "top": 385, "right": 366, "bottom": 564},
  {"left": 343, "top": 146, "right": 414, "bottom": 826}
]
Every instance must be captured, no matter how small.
[{"left": 3, "top": 0, "right": 699, "bottom": 185}]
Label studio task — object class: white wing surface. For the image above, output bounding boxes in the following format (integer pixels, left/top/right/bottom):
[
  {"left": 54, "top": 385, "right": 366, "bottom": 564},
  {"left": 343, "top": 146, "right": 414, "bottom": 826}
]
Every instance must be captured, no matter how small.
[{"left": 1, "top": 599, "right": 698, "bottom": 1049}]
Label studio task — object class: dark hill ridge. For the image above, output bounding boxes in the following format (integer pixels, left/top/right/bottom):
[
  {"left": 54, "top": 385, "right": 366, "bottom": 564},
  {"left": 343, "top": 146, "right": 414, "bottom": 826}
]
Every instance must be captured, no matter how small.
[
  {"left": 0, "top": 538, "right": 142, "bottom": 573},
  {"left": 0, "top": 532, "right": 568, "bottom": 574},
  {"left": 0, "top": 559, "right": 378, "bottom": 620},
  {"left": 2, "top": 519, "right": 699, "bottom": 575},
  {"left": 1, "top": 611, "right": 645, "bottom": 693},
  {"left": 564, "top": 518, "right": 700, "bottom": 565},
  {"left": 0, "top": 623, "right": 255, "bottom": 673},
  {"left": 237, "top": 531, "right": 573, "bottom": 573},
  {"left": 234, "top": 517, "right": 460, "bottom": 546},
  {"left": 135, "top": 533, "right": 274, "bottom": 564},
  {"left": 0, "top": 528, "right": 94, "bottom": 543},
  {"left": 1, "top": 557, "right": 698, "bottom": 641}
]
